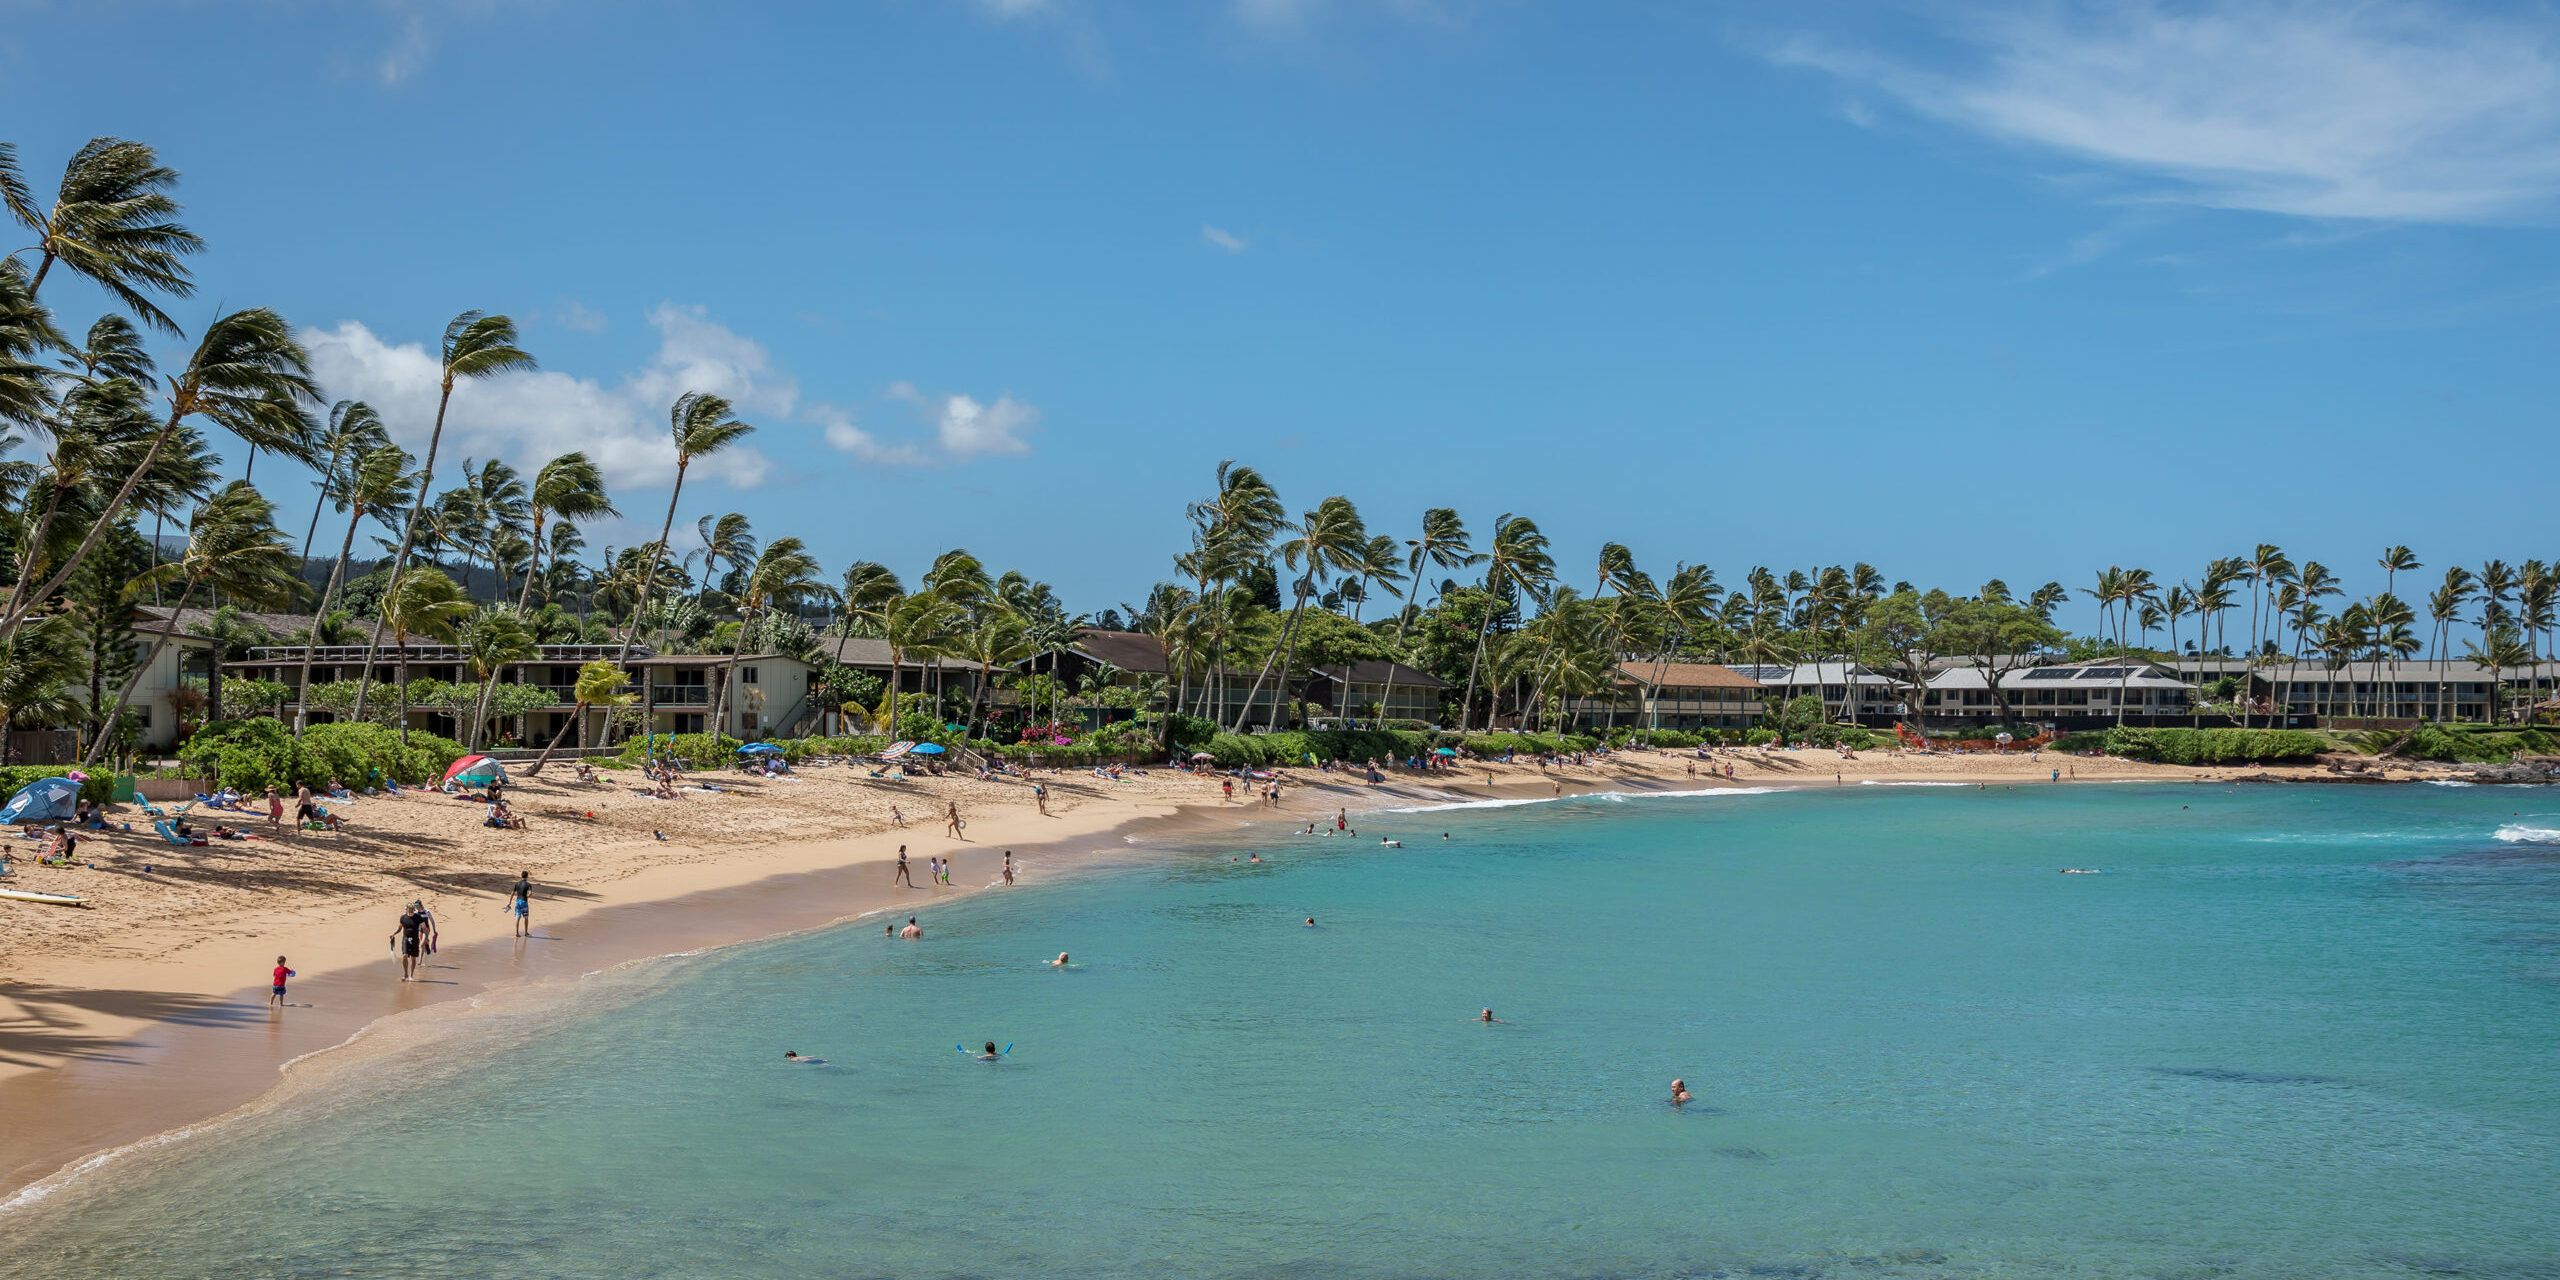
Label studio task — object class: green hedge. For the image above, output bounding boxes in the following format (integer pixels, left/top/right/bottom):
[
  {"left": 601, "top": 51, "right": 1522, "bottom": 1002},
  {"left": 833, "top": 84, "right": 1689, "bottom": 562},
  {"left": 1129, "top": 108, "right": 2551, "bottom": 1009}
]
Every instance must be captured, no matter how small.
[
  {"left": 1608, "top": 728, "right": 1705, "bottom": 748},
  {"left": 2391, "top": 724, "right": 2560, "bottom": 763},
  {"left": 2049, "top": 730, "right": 2111, "bottom": 754},
  {"left": 175, "top": 718, "right": 465, "bottom": 791},
  {"left": 1199, "top": 729, "right": 1441, "bottom": 769},
  {"left": 1459, "top": 732, "right": 1600, "bottom": 756},
  {"left": 0, "top": 765, "right": 114, "bottom": 805},
  {"left": 2101, "top": 726, "right": 2324, "bottom": 765},
  {"left": 611, "top": 732, "right": 745, "bottom": 769}
]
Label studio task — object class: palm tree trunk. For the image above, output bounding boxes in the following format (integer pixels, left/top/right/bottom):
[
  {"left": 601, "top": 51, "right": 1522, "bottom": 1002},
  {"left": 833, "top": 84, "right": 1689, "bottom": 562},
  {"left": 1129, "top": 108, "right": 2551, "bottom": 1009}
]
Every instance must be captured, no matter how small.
[
  {"left": 613, "top": 464, "right": 689, "bottom": 668},
  {"left": 1459, "top": 593, "right": 1499, "bottom": 733},
  {"left": 83, "top": 572, "right": 204, "bottom": 768},
  {"left": 1228, "top": 588, "right": 1305, "bottom": 734},
  {"left": 1273, "top": 590, "right": 1313, "bottom": 730},
  {"left": 713, "top": 600, "right": 754, "bottom": 740},
  {"left": 526, "top": 696, "right": 588, "bottom": 775},
  {"left": 353, "top": 376, "right": 459, "bottom": 725},
  {"left": 293, "top": 504, "right": 368, "bottom": 738}
]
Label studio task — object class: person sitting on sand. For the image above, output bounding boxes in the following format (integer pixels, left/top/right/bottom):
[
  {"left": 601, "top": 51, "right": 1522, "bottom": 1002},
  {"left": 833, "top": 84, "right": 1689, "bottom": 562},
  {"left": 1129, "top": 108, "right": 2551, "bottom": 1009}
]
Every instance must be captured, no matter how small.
[
  {"left": 327, "top": 778, "right": 354, "bottom": 800},
  {"left": 575, "top": 762, "right": 599, "bottom": 784},
  {"left": 1671, "top": 1079, "right": 1692, "bottom": 1106}
]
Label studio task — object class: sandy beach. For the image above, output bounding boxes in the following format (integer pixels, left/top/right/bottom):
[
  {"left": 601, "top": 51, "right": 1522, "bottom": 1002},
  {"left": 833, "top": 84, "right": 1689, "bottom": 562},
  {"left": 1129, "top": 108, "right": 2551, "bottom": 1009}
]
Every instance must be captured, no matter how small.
[{"left": 0, "top": 743, "right": 2434, "bottom": 1203}]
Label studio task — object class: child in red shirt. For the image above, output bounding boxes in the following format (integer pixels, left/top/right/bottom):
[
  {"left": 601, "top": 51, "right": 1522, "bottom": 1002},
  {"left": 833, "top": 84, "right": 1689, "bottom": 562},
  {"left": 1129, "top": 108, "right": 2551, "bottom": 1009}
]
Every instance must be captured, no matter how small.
[{"left": 270, "top": 956, "right": 294, "bottom": 1008}]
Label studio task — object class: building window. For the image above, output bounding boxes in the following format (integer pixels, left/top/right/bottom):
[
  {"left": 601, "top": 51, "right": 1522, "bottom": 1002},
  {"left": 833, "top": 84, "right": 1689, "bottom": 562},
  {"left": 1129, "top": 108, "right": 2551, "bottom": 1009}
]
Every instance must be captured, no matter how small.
[
  {"left": 741, "top": 667, "right": 759, "bottom": 685},
  {"left": 674, "top": 713, "right": 705, "bottom": 734}
]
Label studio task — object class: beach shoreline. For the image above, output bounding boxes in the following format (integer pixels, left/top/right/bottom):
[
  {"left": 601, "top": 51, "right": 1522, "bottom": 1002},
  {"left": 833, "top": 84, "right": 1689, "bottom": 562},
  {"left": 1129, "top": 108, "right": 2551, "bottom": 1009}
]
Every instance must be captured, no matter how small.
[{"left": 0, "top": 744, "right": 2460, "bottom": 1207}]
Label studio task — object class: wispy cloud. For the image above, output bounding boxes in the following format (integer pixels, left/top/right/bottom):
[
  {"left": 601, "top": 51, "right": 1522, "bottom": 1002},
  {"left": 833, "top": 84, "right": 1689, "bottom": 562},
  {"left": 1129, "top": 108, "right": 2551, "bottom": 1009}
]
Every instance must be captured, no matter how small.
[
  {"left": 971, "top": 0, "right": 1055, "bottom": 18},
  {"left": 1764, "top": 1, "right": 2560, "bottom": 223},
  {"left": 554, "top": 299, "right": 608, "bottom": 334},
  {"left": 1201, "top": 224, "right": 1250, "bottom": 253},
  {"left": 376, "top": 11, "right": 433, "bottom": 85},
  {"left": 888, "top": 383, "right": 1041, "bottom": 458}
]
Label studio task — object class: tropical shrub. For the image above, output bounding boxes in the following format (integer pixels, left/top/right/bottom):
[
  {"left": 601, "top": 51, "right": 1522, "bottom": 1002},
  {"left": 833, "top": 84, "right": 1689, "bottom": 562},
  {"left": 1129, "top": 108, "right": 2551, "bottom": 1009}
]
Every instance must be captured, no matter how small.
[
  {"left": 1610, "top": 728, "right": 1704, "bottom": 748},
  {"left": 2048, "top": 730, "right": 2111, "bottom": 754},
  {"left": 2391, "top": 724, "right": 2560, "bottom": 763},
  {"left": 2101, "top": 727, "right": 2323, "bottom": 765},
  {"left": 0, "top": 766, "right": 115, "bottom": 804},
  {"left": 612, "top": 731, "right": 746, "bottom": 769},
  {"left": 1461, "top": 731, "right": 1599, "bottom": 756},
  {"left": 178, "top": 718, "right": 466, "bottom": 790}
]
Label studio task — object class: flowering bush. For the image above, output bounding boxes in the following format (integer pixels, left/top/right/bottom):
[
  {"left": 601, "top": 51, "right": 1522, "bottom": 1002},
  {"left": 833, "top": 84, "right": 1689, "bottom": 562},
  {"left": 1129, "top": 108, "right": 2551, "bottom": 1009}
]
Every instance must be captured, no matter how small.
[{"left": 1012, "top": 721, "right": 1080, "bottom": 746}]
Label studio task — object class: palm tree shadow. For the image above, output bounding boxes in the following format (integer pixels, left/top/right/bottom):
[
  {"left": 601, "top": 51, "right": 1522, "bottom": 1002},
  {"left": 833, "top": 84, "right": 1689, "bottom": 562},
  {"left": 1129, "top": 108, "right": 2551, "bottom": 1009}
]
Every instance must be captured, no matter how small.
[{"left": 0, "top": 982, "right": 259, "bottom": 1071}]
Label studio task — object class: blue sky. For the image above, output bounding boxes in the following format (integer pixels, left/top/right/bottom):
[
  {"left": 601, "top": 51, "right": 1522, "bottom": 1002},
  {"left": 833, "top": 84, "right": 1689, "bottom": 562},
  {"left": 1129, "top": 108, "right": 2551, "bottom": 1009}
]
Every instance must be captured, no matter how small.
[{"left": 6, "top": 0, "right": 2557, "bottom": 630}]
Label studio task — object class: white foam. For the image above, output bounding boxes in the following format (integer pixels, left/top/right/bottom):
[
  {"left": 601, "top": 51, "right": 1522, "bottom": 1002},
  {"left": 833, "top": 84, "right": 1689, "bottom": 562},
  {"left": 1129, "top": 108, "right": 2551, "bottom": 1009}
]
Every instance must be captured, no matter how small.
[
  {"left": 1378, "top": 787, "right": 1777, "bottom": 814},
  {"left": 2494, "top": 824, "right": 2560, "bottom": 845},
  {"left": 2425, "top": 780, "right": 2477, "bottom": 787},
  {"left": 1857, "top": 780, "right": 1972, "bottom": 787}
]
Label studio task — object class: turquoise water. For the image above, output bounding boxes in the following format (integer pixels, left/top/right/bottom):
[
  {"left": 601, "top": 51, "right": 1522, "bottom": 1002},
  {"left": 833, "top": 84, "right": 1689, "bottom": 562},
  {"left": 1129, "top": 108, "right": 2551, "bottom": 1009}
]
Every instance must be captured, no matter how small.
[{"left": 6, "top": 783, "right": 2557, "bottom": 1279}]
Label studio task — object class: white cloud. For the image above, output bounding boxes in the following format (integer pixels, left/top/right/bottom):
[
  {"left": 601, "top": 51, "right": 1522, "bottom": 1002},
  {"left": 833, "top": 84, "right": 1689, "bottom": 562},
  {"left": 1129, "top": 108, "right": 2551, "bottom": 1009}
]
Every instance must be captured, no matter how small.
[
  {"left": 1201, "top": 224, "right": 1250, "bottom": 253},
  {"left": 889, "top": 382, "right": 1040, "bottom": 458},
  {"left": 971, "top": 0, "right": 1054, "bottom": 18},
  {"left": 810, "top": 402, "right": 930, "bottom": 467},
  {"left": 1234, "top": 0, "right": 1319, "bottom": 31},
  {"left": 303, "top": 306, "right": 779, "bottom": 494},
  {"left": 1765, "top": 1, "right": 2560, "bottom": 223}
]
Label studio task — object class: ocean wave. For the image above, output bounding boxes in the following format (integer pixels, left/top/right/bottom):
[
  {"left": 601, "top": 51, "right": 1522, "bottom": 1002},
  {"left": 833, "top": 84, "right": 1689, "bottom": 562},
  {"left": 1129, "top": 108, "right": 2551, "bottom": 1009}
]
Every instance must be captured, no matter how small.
[
  {"left": 1378, "top": 787, "right": 1777, "bottom": 814},
  {"left": 1857, "top": 780, "right": 1972, "bottom": 787},
  {"left": 2493, "top": 824, "right": 2560, "bottom": 845},
  {"left": 2425, "top": 780, "right": 2477, "bottom": 788}
]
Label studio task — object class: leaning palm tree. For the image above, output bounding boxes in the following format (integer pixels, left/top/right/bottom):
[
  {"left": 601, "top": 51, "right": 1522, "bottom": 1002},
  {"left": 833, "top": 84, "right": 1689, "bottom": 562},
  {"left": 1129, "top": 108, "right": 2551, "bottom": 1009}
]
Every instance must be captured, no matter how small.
[
  {"left": 0, "top": 137, "right": 203, "bottom": 332},
  {"left": 1458, "top": 513, "right": 1554, "bottom": 732},
  {"left": 953, "top": 610, "right": 1035, "bottom": 740},
  {"left": 2429, "top": 566, "right": 2475, "bottom": 722},
  {"left": 294, "top": 443, "right": 414, "bottom": 736},
  {"left": 299, "top": 400, "right": 389, "bottom": 564},
  {"left": 512, "top": 452, "right": 616, "bottom": 614},
  {"left": 84, "top": 481, "right": 301, "bottom": 766},
  {"left": 1373, "top": 507, "right": 1481, "bottom": 729},
  {"left": 2464, "top": 626, "right": 2534, "bottom": 725},
  {"left": 0, "top": 306, "right": 318, "bottom": 652},
  {"left": 615, "top": 392, "right": 755, "bottom": 669},
  {"left": 1228, "top": 495, "right": 1367, "bottom": 733},
  {"left": 875, "top": 592, "right": 960, "bottom": 734},
  {"left": 348, "top": 311, "right": 535, "bottom": 726},
  {"left": 460, "top": 608, "right": 541, "bottom": 750},
  {"left": 378, "top": 567, "right": 472, "bottom": 745},
  {"left": 711, "top": 536, "right": 824, "bottom": 737},
  {"left": 524, "top": 659, "right": 636, "bottom": 775}
]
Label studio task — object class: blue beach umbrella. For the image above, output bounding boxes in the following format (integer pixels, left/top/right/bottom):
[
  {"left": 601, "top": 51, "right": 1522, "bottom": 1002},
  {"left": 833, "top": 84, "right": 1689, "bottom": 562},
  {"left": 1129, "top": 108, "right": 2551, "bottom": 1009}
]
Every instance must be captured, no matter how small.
[
  {"left": 737, "top": 743, "right": 784, "bottom": 755},
  {"left": 909, "top": 743, "right": 947, "bottom": 756},
  {"left": 0, "top": 775, "right": 81, "bottom": 824}
]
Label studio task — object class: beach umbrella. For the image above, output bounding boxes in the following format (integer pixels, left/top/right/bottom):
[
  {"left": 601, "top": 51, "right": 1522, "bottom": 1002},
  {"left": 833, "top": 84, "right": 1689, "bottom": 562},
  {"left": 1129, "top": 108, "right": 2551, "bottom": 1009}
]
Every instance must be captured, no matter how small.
[
  {"left": 1190, "top": 751, "right": 1215, "bottom": 760},
  {"left": 442, "top": 755, "right": 509, "bottom": 787},
  {"left": 1433, "top": 747, "right": 1458, "bottom": 755},
  {"left": 910, "top": 743, "right": 947, "bottom": 755},
  {"left": 737, "top": 743, "right": 784, "bottom": 755},
  {"left": 0, "top": 775, "right": 82, "bottom": 824},
  {"left": 880, "top": 741, "right": 915, "bottom": 759}
]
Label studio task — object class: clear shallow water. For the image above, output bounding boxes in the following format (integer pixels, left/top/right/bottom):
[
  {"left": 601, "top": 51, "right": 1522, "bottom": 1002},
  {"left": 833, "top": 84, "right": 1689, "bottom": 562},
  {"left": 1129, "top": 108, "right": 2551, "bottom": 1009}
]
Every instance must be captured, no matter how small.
[{"left": 7, "top": 784, "right": 2558, "bottom": 1279}]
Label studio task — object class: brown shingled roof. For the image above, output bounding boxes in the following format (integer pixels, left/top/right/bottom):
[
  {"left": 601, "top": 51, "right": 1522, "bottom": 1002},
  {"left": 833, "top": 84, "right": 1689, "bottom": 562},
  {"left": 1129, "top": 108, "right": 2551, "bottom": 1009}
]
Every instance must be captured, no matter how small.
[
  {"left": 1613, "top": 661, "right": 1768, "bottom": 691},
  {"left": 1071, "top": 629, "right": 1168, "bottom": 673}
]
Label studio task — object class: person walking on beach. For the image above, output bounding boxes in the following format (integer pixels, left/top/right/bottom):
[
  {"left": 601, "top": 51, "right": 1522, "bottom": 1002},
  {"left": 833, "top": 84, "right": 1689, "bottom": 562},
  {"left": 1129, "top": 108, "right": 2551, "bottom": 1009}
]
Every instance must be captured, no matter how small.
[
  {"left": 391, "top": 905, "right": 428, "bottom": 981},
  {"left": 1003, "top": 851, "right": 1015, "bottom": 885},
  {"left": 945, "top": 802, "right": 964, "bottom": 839},
  {"left": 506, "top": 870, "right": 533, "bottom": 938},
  {"left": 895, "top": 845, "right": 915, "bottom": 888},
  {"left": 265, "top": 787, "right": 283, "bottom": 832},
  {"left": 271, "top": 956, "right": 294, "bottom": 1008},
  {"left": 1222, "top": 778, "right": 1234, "bottom": 804},
  {"left": 1335, "top": 808, "right": 1347, "bottom": 833},
  {"left": 1034, "top": 783, "right": 1050, "bottom": 817}
]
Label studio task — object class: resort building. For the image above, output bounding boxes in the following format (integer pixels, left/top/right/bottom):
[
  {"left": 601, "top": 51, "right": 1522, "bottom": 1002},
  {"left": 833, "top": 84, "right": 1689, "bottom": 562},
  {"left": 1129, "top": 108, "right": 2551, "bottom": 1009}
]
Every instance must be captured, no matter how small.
[
  {"left": 1724, "top": 662, "right": 1903, "bottom": 721},
  {"left": 1299, "top": 661, "right": 1449, "bottom": 725},
  {"left": 1595, "top": 661, "right": 1769, "bottom": 730},
  {"left": 2173, "top": 658, "right": 2560, "bottom": 723},
  {"left": 1922, "top": 659, "right": 2193, "bottom": 722}
]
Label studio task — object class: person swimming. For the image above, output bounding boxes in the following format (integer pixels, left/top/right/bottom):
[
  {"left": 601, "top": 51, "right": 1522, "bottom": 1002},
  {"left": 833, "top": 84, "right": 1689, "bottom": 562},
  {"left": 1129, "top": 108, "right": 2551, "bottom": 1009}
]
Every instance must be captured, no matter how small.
[
  {"left": 784, "top": 1050, "right": 824, "bottom": 1063},
  {"left": 978, "top": 1041, "right": 1002, "bottom": 1060},
  {"left": 1671, "top": 1078, "right": 1693, "bottom": 1106},
  {"left": 1304, "top": 917, "right": 1316, "bottom": 927},
  {"left": 1051, "top": 952, "right": 1070, "bottom": 967},
  {"left": 1478, "top": 1009, "right": 1505, "bottom": 1023},
  {"left": 1381, "top": 838, "right": 1401, "bottom": 847}
]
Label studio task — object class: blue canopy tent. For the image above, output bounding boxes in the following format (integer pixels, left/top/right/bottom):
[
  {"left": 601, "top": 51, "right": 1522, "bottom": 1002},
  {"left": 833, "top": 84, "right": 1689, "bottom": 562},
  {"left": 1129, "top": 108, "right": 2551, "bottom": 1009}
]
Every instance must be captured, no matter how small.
[
  {"left": 737, "top": 743, "right": 784, "bottom": 755},
  {"left": 1, "top": 776, "right": 83, "bottom": 825}
]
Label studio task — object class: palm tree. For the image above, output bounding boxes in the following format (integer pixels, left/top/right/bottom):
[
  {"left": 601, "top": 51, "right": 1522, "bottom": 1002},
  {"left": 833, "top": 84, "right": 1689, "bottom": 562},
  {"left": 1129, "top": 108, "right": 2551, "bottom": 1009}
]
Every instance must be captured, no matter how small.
[
  {"left": 0, "top": 262, "right": 63, "bottom": 430},
  {"left": 299, "top": 401, "right": 388, "bottom": 565},
  {"left": 512, "top": 452, "right": 616, "bottom": 614},
  {"left": 1228, "top": 496, "right": 1367, "bottom": 732},
  {"left": 525, "top": 659, "right": 636, "bottom": 774},
  {"left": 348, "top": 312, "right": 533, "bottom": 725},
  {"left": 4, "top": 617, "right": 90, "bottom": 764},
  {"left": 294, "top": 443, "right": 413, "bottom": 736},
  {"left": 615, "top": 392, "right": 755, "bottom": 670},
  {"left": 1344, "top": 533, "right": 1405, "bottom": 627},
  {"left": 84, "top": 481, "right": 300, "bottom": 766},
  {"left": 379, "top": 568, "right": 471, "bottom": 745},
  {"left": 460, "top": 608, "right": 539, "bottom": 750},
  {"left": 953, "top": 611, "right": 1035, "bottom": 740},
  {"left": 2429, "top": 567, "right": 2474, "bottom": 722},
  {"left": 692, "top": 511, "right": 757, "bottom": 613},
  {"left": 1459, "top": 514, "right": 1554, "bottom": 732},
  {"left": 0, "top": 307, "right": 318, "bottom": 652},
  {"left": 0, "top": 137, "right": 203, "bottom": 332},
  {"left": 183, "top": 605, "right": 273, "bottom": 726},
  {"left": 876, "top": 592, "right": 960, "bottom": 735},
  {"left": 834, "top": 561, "right": 903, "bottom": 637},
  {"left": 1644, "top": 563, "right": 1720, "bottom": 731},
  {"left": 1186, "top": 462, "right": 1284, "bottom": 728},
  {"left": 712, "top": 536, "right": 824, "bottom": 737},
  {"left": 2464, "top": 626, "right": 2534, "bottom": 725},
  {"left": 1371, "top": 507, "right": 1480, "bottom": 729},
  {"left": 2366, "top": 592, "right": 2415, "bottom": 719},
  {"left": 2379, "top": 546, "right": 2419, "bottom": 606}
]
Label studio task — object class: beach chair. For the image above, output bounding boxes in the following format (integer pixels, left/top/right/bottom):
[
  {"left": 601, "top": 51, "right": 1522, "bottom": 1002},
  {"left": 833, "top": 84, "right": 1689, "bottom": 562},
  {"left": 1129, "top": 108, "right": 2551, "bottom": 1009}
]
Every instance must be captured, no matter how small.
[{"left": 153, "top": 819, "right": 204, "bottom": 847}]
